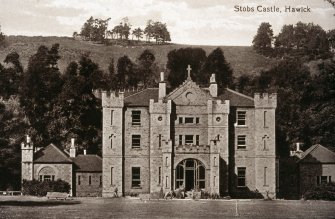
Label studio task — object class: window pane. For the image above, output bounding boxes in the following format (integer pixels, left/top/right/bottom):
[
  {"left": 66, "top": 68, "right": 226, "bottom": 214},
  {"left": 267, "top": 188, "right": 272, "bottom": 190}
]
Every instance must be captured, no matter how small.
[
  {"left": 237, "top": 167, "right": 246, "bottom": 187},
  {"left": 179, "top": 135, "right": 183, "bottom": 145},
  {"left": 237, "top": 111, "right": 246, "bottom": 125},
  {"left": 185, "top": 135, "right": 193, "bottom": 144},
  {"left": 185, "top": 117, "right": 194, "bottom": 124},
  {"left": 132, "top": 167, "right": 141, "bottom": 187},
  {"left": 132, "top": 111, "right": 141, "bottom": 125},
  {"left": 237, "top": 135, "right": 246, "bottom": 149},
  {"left": 196, "top": 117, "right": 200, "bottom": 124},
  {"left": 179, "top": 117, "right": 183, "bottom": 124},
  {"left": 132, "top": 135, "right": 141, "bottom": 148},
  {"left": 196, "top": 135, "right": 199, "bottom": 145},
  {"left": 199, "top": 166, "right": 205, "bottom": 179}
]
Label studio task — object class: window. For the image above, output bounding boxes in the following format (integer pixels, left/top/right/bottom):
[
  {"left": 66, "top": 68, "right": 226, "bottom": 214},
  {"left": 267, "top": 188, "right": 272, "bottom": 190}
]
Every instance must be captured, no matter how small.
[
  {"left": 111, "top": 167, "right": 114, "bottom": 185},
  {"left": 165, "top": 157, "right": 168, "bottom": 166},
  {"left": 185, "top": 135, "right": 193, "bottom": 144},
  {"left": 132, "top": 167, "right": 141, "bottom": 188},
  {"left": 264, "top": 111, "right": 267, "bottom": 128},
  {"left": 264, "top": 167, "right": 268, "bottom": 186},
  {"left": 132, "top": 135, "right": 141, "bottom": 148},
  {"left": 214, "top": 157, "right": 217, "bottom": 166},
  {"left": 40, "top": 175, "right": 55, "bottom": 181},
  {"left": 89, "top": 175, "right": 92, "bottom": 185},
  {"left": 158, "top": 134, "right": 162, "bottom": 148},
  {"left": 237, "top": 111, "right": 246, "bottom": 126},
  {"left": 78, "top": 175, "right": 81, "bottom": 185},
  {"left": 317, "top": 176, "right": 331, "bottom": 185},
  {"left": 196, "top": 117, "right": 200, "bottom": 124},
  {"left": 110, "top": 137, "right": 113, "bottom": 148},
  {"left": 158, "top": 167, "right": 161, "bottom": 185},
  {"left": 100, "top": 176, "right": 102, "bottom": 186},
  {"left": 179, "top": 117, "right": 183, "bottom": 124},
  {"left": 237, "top": 135, "right": 246, "bottom": 149},
  {"left": 237, "top": 167, "right": 246, "bottom": 187},
  {"left": 185, "top": 117, "right": 194, "bottom": 124},
  {"left": 179, "top": 135, "right": 183, "bottom": 145},
  {"left": 131, "top": 111, "right": 141, "bottom": 125},
  {"left": 196, "top": 135, "right": 199, "bottom": 146},
  {"left": 110, "top": 110, "right": 114, "bottom": 125},
  {"left": 165, "top": 176, "right": 169, "bottom": 188}
]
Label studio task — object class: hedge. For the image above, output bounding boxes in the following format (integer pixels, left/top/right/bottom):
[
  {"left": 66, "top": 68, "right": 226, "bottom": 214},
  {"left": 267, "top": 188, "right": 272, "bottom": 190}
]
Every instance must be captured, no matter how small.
[
  {"left": 22, "top": 179, "right": 70, "bottom": 196},
  {"left": 304, "top": 183, "right": 335, "bottom": 201}
]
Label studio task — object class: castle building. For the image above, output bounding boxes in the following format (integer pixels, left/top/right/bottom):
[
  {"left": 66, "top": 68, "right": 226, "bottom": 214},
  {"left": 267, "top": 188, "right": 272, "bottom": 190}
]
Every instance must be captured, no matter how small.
[{"left": 101, "top": 66, "right": 277, "bottom": 198}]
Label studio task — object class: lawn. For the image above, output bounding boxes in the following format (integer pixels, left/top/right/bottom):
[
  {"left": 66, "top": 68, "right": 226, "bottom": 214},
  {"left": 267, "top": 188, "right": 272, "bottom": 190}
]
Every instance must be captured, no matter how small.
[{"left": 1, "top": 196, "right": 335, "bottom": 219}]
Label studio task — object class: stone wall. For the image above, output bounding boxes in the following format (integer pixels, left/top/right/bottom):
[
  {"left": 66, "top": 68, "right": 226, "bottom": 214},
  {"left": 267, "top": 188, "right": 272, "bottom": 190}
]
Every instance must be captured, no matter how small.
[
  {"left": 33, "top": 163, "right": 73, "bottom": 196},
  {"left": 75, "top": 172, "right": 102, "bottom": 197}
]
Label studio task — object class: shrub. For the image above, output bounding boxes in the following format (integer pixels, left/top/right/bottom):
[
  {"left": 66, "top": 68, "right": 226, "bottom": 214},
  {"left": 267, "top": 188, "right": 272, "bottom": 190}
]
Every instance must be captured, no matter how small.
[
  {"left": 304, "top": 183, "right": 335, "bottom": 201},
  {"left": 22, "top": 179, "right": 70, "bottom": 196}
]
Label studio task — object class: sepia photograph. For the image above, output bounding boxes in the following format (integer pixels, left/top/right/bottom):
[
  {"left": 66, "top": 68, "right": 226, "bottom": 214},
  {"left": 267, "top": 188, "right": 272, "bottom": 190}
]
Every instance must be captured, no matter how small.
[{"left": 0, "top": 0, "right": 334, "bottom": 218}]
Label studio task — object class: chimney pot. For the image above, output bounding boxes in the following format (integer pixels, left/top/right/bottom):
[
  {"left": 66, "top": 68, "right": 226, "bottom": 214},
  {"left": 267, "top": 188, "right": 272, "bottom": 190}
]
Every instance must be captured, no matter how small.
[
  {"left": 160, "top": 72, "right": 165, "bottom": 82},
  {"left": 26, "top": 135, "right": 31, "bottom": 143},
  {"left": 296, "top": 142, "right": 300, "bottom": 151},
  {"left": 71, "top": 138, "right": 75, "bottom": 148}
]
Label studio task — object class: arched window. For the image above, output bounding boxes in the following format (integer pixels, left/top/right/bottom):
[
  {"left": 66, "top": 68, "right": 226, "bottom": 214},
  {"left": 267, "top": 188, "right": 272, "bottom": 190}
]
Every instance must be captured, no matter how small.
[
  {"left": 38, "top": 166, "right": 56, "bottom": 181},
  {"left": 175, "top": 159, "right": 205, "bottom": 191}
]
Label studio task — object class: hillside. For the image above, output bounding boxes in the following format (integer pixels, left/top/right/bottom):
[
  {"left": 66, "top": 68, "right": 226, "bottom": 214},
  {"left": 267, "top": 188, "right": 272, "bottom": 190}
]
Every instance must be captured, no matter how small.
[{"left": 0, "top": 36, "right": 277, "bottom": 77}]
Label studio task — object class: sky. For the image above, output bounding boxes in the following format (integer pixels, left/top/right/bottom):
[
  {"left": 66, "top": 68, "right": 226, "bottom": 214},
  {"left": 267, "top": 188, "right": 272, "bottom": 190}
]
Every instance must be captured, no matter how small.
[{"left": 0, "top": 0, "right": 334, "bottom": 46}]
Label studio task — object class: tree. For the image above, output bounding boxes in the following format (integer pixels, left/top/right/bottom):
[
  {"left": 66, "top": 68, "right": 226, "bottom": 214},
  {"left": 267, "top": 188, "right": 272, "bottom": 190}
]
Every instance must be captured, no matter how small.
[
  {"left": 167, "top": 48, "right": 207, "bottom": 88},
  {"left": 0, "top": 24, "right": 5, "bottom": 47},
  {"left": 327, "top": 29, "right": 335, "bottom": 52},
  {"left": 275, "top": 25, "right": 295, "bottom": 49},
  {"left": 80, "top": 17, "right": 110, "bottom": 42},
  {"left": 144, "top": 20, "right": 154, "bottom": 42},
  {"left": 48, "top": 56, "right": 103, "bottom": 154},
  {"left": 20, "top": 44, "right": 63, "bottom": 146},
  {"left": 132, "top": 28, "right": 143, "bottom": 41},
  {"left": 201, "top": 48, "right": 233, "bottom": 88},
  {"left": 116, "top": 55, "right": 136, "bottom": 88},
  {"left": 252, "top": 22, "right": 274, "bottom": 54},
  {"left": 136, "top": 49, "right": 157, "bottom": 87}
]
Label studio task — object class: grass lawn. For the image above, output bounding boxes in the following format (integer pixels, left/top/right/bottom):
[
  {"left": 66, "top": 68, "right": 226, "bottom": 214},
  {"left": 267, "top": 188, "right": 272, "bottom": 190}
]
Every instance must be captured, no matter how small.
[{"left": 0, "top": 196, "right": 334, "bottom": 219}]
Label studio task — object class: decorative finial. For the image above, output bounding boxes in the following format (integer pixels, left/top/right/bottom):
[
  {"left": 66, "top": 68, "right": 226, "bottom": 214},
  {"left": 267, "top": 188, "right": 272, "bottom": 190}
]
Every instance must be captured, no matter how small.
[{"left": 187, "top": 65, "right": 192, "bottom": 80}]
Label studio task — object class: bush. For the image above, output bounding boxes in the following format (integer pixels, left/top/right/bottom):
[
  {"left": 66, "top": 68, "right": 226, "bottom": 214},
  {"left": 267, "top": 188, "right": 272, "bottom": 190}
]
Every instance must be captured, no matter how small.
[
  {"left": 22, "top": 179, "right": 70, "bottom": 196},
  {"left": 304, "top": 183, "right": 335, "bottom": 201}
]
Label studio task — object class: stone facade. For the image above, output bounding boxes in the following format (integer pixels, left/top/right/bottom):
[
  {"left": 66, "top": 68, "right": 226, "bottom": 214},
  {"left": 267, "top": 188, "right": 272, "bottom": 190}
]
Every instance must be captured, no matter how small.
[
  {"left": 75, "top": 172, "right": 102, "bottom": 197},
  {"left": 101, "top": 70, "right": 277, "bottom": 198}
]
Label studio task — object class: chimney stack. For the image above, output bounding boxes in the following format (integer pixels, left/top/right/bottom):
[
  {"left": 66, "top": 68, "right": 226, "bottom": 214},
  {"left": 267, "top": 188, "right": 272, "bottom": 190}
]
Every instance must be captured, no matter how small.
[
  {"left": 70, "top": 138, "right": 76, "bottom": 158},
  {"left": 209, "top": 74, "right": 218, "bottom": 97},
  {"left": 159, "top": 72, "right": 166, "bottom": 99},
  {"left": 26, "top": 135, "right": 31, "bottom": 144}
]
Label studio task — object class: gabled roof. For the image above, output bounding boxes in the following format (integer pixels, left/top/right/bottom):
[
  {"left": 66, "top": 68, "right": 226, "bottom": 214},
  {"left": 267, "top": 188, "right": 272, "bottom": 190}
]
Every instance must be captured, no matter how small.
[
  {"left": 217, "top": 88, "right": 254, "bottom": 107},
  {"left": 34, "top": 144, "right": 73, "bottom": 163},
  {"left": 124, "top": 88, "right": 158, "bottom": 106},
  {"left": 71, "top": 155, "right": 102, "bottom": 172},
  {"left": 299, "top": 144, "right": 335, "bottom": 163}
]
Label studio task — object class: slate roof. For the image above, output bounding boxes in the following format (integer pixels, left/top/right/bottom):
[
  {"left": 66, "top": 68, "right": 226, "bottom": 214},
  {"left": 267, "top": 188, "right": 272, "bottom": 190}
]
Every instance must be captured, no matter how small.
[
  {"left": 123, "top": 87, "right": 254, "bottom": 107},
  {"left": 299, "top": 144, "right": 335, "bottom": 163},
  {"left": 217, "top": 88, "right": 254, "bottom": 107},
  {"left": 71, "top": 155, "right": 102, "bottom": 172},
  {"left": 124, "top": 88, "right": 159, "bottom": 106},
  {"left": 34, "top": 144, "right": 73, "bottom": 163}
]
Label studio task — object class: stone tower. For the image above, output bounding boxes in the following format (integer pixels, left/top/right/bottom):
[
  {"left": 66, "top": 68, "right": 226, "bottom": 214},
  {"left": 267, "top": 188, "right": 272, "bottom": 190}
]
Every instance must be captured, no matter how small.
[
  {"left": 21, "top": 135, "right": 34, "bottom": 181},
  {"left": 254, "top": 93, "right": 277, "bottom": 197},
  {"left": 101, "top": 91, "right": 124, "bottom": 197}
]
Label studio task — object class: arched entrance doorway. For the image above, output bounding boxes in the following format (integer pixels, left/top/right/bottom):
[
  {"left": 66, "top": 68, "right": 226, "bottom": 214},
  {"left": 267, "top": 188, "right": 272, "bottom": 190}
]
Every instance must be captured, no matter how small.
[{"left": 175, "top": 159, "right": 205, "bottom": 191}]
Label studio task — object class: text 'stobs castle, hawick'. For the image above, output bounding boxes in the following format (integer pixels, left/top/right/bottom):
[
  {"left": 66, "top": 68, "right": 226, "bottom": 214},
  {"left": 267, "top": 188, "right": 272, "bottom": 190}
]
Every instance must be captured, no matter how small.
[{"left": 100, "top": 67, "right": 277, "bottom": 198}]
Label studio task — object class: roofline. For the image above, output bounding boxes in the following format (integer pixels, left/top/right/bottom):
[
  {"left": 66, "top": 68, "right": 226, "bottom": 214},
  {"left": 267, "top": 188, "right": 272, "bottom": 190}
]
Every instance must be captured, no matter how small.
[
  {"left": 33, "top": 161, "right": 73, "bottom": 164},
  {"left": 124, "top": 88, "right": 158, "bottom": 99},
  {"left": 225, "top": 88, "right": 254, "bottom": 101},
  {"left": 75, "top": 171, "right": 102, "bottom": 173},
  {"left": 299, "top": 144, "right": 319, "bottom": 161}
]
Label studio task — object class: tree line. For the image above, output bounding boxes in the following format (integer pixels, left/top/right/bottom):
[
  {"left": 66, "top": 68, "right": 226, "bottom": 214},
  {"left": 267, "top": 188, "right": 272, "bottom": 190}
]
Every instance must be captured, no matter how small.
[
  {"left": 74, "top": 17, "right": 171, "bottom": 45},
  {"left": 253, "top": 22, "right": 335, "bottom": 60}
]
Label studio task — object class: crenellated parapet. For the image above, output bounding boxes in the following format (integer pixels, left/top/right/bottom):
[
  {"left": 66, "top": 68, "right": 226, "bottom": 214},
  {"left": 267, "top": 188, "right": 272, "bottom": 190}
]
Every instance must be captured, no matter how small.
[
  {"left": 175, "top": 144, "right": 210, "bottom": 154},
  {"left": 102, "top": 91, "right": 124, "bottom": 108},
  {"left": 207, "top": 99, "right": 230, "bottom": 114},
  {"left": 254, "top": 93, "right": 277, "bottom": 108},
  {"left": 149, "top": 99, "right": 172, "bottom": 114}
]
